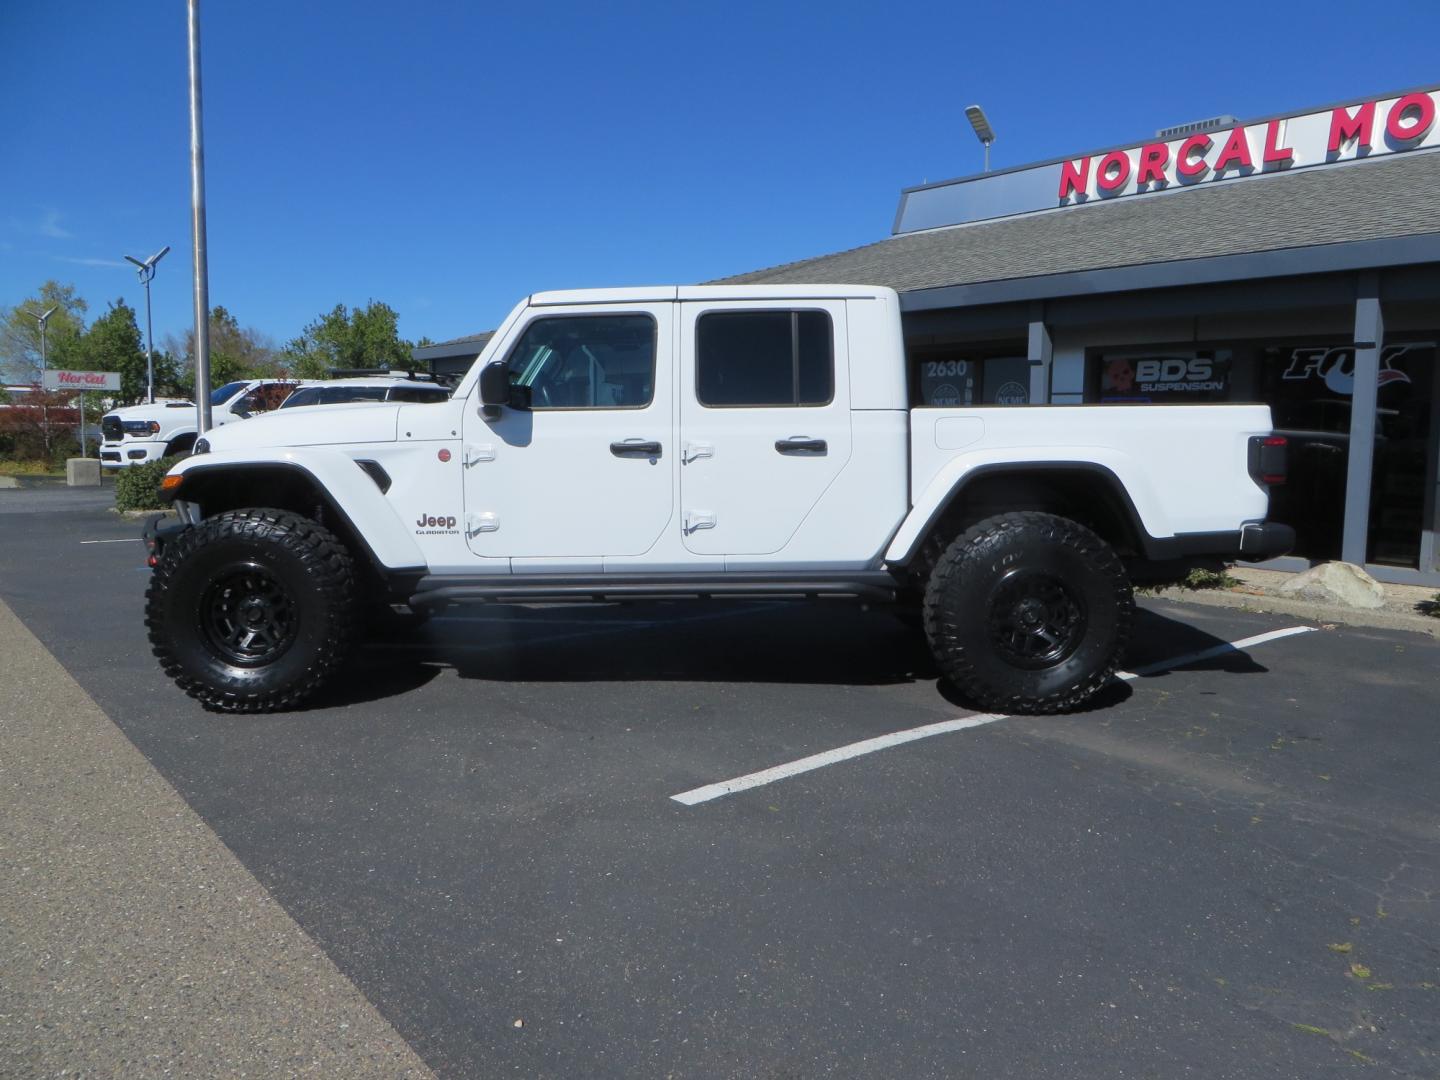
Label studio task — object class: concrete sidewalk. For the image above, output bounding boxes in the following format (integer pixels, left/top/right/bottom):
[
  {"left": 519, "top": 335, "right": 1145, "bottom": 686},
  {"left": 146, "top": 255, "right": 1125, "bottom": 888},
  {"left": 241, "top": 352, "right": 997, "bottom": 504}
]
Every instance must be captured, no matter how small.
[
  {"left": 1146, "top": 565, "right": 1440, "bottom": 638},
  {"left": 0, "top": 598, "right": 434, "bottom": 1079}
]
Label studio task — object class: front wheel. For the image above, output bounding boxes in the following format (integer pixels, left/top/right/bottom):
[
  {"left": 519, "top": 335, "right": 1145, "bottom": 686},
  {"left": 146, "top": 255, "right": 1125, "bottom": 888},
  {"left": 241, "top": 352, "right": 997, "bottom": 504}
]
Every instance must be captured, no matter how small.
[
  {"left": 923, "top": 512, "right": 1133, "bottom": 714},
  {"left": 146, "top": 508, "right": 356, "bottom": 712}
]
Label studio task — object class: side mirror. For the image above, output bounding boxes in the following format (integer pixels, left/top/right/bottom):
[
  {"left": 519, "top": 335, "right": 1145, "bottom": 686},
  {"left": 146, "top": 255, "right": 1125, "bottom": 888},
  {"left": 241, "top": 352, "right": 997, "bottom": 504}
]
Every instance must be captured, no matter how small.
[
  {"left": 479, "top": 360, "right": 530, "bottom": 416},
  {"left": 230, "top": 401, "right": 249, "bottom": 417}
]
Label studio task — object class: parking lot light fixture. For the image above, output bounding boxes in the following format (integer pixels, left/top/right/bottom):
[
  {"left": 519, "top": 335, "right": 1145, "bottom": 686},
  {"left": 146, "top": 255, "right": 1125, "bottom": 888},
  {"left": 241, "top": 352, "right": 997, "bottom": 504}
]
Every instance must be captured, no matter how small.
[
  {"left": 124, "top": 245, "right": 171, "bottom": 403},
  {"left": 965, "top": 104, "right": 995, "bottom": 172},
  {"left": 22, "top": 305, "right": 59, "bottom": 373}
]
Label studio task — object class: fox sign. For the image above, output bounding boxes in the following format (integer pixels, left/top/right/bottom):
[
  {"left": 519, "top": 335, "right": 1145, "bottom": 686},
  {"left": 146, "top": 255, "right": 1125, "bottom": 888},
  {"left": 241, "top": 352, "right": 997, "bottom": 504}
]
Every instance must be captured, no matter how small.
[{"left": 1058, "top": 90, "right": 1439, "bottom": 204}]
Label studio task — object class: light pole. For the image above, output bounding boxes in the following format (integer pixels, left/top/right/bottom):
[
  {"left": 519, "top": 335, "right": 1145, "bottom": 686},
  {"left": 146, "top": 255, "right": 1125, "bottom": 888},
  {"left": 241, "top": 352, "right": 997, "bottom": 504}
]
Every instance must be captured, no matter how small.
[
  {"left": 965, "top": 104, "right": 996, "bottom": 172},
  {"left": 22, "top": 305, "right": 58, "bottom": 455},
  {"left": 124, "top": 246, "right": 171, "bottom": 403},
  {"left": 22, "top": 304, "right": 58, "bottom": 374},
  {"left": 188, "top": 0, "right": 214, "bottom": 434}
]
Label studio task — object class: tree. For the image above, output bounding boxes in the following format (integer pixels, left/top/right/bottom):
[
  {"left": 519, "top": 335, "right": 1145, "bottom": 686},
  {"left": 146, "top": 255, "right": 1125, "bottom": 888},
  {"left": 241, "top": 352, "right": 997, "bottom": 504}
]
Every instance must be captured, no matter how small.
[
  {"left": 0, "top": 282, "right": 88, "bottom": 382},
  {"left": 165, "top": 306, "right": 278, "bottom": 387},
  {"left": 73, "top": 299, "right": 158, "bottom": 404},
  {"left": 283, "top": 301, "right": 414, "bottom": 380}
]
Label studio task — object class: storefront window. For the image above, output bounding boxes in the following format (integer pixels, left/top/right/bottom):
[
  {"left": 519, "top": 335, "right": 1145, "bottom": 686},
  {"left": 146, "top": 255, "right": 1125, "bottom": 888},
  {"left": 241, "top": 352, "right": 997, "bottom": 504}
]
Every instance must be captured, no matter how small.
[
  {"left": 910, "top": 343, "right": 1029, "bottom": 406},
  {"left": 1087, "top": 336, "right": 1439, "bottom": 568},
  {"left": 1367, "top": 342, "right": 1435, "bottom": 569}
]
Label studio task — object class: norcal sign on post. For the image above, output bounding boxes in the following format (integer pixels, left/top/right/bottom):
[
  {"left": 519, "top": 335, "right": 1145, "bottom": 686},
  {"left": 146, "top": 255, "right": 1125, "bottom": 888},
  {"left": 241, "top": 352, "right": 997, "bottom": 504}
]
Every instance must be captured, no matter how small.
[{"left": 42, "top": 370, "right": 121, "bottom": 392}]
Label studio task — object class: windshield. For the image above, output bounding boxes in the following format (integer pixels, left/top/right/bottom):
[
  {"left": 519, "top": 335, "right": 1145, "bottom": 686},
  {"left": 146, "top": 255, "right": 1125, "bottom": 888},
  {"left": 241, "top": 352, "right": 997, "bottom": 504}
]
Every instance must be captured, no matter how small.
[{"left": 209, "top": 381, "right": 250, "bottom": 405}]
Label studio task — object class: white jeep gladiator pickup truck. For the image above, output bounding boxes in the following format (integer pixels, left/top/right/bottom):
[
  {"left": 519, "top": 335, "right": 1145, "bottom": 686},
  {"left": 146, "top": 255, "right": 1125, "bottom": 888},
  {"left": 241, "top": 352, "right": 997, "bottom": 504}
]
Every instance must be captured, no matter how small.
[
  {"left": 100, "top": 379, "right": 301, "bottom": 468},
  {"left": 143, "top": 285, "right": 1293, "bottom": 715}
]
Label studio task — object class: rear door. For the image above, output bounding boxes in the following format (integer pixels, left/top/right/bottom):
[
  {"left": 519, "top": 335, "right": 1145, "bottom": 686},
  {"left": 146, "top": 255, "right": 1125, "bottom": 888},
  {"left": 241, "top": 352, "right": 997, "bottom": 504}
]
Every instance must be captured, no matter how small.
[{"left": 677, "top": 300, "right": 851, "bottom": 556}]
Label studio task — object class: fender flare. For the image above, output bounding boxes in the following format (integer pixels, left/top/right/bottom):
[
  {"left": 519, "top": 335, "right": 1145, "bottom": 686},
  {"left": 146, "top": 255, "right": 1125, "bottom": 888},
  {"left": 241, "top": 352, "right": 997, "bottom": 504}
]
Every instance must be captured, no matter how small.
[
  {"left": 885, "top": 458, "right": 1167, "bottom": 567},
  {"left": 167, "top": 451, "right": 426, "bottom": 573}
]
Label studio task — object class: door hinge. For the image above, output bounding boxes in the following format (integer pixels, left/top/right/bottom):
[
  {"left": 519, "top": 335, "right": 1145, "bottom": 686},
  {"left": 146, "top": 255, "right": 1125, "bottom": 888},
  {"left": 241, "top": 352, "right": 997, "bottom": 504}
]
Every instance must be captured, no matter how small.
[
  {"left": 682, "top": 441, "right": 714, "bottom": 464},
  {"left": 464, "top": 443, "right": 496, "bottom": 467},
  {"left": 466, "top": 512, "right": 499, "bottom": 537},
  {"left": 683, "top": 511, "right": 716, "bottom": 534}
]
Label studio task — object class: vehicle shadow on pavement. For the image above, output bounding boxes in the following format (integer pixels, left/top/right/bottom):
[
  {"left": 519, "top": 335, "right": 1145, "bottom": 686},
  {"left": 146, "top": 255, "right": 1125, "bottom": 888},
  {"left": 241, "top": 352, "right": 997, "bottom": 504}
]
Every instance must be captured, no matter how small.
[
  {"left": 353, "top": 601, "right": 939, "bottom": 689},
  {"left": 322, "top": 601, "right": 1274, "bottom": 713}
]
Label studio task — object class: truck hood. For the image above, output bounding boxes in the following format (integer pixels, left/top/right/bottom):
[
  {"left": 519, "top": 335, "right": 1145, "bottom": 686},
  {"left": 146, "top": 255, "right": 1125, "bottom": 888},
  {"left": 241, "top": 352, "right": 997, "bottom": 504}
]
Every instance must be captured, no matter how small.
[
  {"left": 199, "top": 402, "right": 400, "bottom": 450},
  {"left": 102, "top": 400, "right": 194, "bottom": 421}
]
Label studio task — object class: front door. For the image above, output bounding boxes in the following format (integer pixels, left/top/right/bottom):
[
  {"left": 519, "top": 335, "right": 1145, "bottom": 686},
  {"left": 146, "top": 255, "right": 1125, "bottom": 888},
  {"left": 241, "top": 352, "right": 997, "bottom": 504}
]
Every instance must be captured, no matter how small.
[
  {"left": 678, "top": 300, "right": 851, "bottom": 556},
  {"left": 461, "top": 304, "right": 673, "bottom": 561}
]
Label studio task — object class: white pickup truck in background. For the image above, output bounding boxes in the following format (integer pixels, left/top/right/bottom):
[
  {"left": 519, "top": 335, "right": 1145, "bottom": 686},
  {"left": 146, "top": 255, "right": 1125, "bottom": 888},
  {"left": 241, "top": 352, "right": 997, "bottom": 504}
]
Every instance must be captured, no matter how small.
[
  {"left": 99, "top": 379, "right": 300, "bottom": 468},
  {"left": 143, "top": 285, "right": 1294, "bottom": 715}
]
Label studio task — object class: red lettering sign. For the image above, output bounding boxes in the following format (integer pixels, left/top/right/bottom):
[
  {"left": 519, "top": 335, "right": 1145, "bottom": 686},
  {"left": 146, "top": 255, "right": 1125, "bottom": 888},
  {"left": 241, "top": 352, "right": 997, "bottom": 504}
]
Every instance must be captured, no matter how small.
[
  {"left": 1058, "top": 158, "right": 1090, "bottom": 199},
  {"left": 1386, "top": 92, "right": 1436, "bottom": 143},
  {"left": 1262, "top": 120, "right": 1293, "bottom": 166},
  {"left": 1328, "top": 101, "right": 1375, "bottom": 153},
  {"left": 1176, "top": 134, "right": 1212, "bottom": 179},
  {"left": 1137, "top": 142, "right": 1169, "bottom": 185},
  {"left": 1213, "top": 127, "right": 1253, "bottom": 172},
  {"left": 1096, "top": 151, "right": 1131, "bottom": 193}
]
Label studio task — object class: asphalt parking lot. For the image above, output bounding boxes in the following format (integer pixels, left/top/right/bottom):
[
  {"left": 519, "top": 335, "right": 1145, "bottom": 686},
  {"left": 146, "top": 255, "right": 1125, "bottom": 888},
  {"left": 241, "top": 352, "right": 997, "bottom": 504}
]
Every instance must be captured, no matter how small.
[{"left": 2, "top": 492, "right": 1438, "bottom": 1078}]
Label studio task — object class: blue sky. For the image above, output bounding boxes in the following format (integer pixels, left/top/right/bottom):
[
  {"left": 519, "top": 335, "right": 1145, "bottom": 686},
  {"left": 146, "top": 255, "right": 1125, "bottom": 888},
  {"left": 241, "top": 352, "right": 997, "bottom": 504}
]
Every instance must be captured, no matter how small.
[{"left": 2, "top": 1, "right": 1436, "bottom": 350}]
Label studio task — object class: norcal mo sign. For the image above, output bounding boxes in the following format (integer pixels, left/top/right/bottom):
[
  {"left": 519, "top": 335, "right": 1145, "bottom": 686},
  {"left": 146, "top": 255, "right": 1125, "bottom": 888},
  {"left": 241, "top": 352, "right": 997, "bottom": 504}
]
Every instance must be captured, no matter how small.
[
  {"left": 1058, "top": 90, "right": 1438, "bottom": 203},
  {"left": 893, "top": 86, "right": 1440, "bottom": 234}
]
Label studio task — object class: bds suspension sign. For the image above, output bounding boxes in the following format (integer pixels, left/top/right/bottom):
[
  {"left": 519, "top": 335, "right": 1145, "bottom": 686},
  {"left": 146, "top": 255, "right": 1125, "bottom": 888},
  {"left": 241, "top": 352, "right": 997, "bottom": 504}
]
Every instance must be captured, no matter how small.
[{"left": 42, "top": 370, "right": 121, "bottom": 392}]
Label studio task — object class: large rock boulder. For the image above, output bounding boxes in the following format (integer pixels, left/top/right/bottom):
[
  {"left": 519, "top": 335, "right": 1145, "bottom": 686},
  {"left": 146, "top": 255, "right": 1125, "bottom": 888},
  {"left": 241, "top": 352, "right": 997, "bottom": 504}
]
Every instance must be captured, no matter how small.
[{"left": 1276, "top": 561, "right": 1386, "bottom": 609}]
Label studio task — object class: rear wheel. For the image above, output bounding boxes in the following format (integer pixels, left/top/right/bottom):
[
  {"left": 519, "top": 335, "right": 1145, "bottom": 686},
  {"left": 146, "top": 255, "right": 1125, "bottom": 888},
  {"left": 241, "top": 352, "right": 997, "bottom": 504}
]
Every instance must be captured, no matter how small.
[
  {"left": 146, "top": 508, "right": 356, "bottom": 712},
  {"left": 923, "top": 511, "right": 1133, "bottom": 714}
]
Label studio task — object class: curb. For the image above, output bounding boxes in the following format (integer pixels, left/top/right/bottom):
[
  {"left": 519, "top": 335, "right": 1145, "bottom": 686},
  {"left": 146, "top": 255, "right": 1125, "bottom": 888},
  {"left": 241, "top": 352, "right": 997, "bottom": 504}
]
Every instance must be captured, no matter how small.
[{"left": 1145, "top": 584, "right": 1440, "bottom": 639}]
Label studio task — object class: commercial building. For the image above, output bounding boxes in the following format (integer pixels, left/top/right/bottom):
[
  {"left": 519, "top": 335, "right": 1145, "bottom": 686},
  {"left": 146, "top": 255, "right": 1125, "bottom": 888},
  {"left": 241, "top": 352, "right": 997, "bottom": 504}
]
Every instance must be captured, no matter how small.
[{"left": 419, "top": 84, "right": 1440, "bottom": 585}]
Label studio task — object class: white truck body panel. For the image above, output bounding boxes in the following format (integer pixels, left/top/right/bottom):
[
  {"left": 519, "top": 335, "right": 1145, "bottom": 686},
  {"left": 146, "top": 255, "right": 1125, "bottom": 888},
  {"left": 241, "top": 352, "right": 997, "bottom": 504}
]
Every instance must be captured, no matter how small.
[
  {"left": 887, "top": 405, "right": 1274, "bottom": 563},
  {"left": 176, "top": 285, "right": 1280, "bottom": 577}
]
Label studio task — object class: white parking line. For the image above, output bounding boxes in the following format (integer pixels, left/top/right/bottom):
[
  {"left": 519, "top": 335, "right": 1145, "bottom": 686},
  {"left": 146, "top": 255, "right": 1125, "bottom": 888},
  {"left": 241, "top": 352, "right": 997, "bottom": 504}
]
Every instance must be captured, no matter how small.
[
  {"left": 80, "top": 538, "right": 143, "bottom": 545},
  {"left": 671, "top": 625, "right": 1318, "bottom": 806}
]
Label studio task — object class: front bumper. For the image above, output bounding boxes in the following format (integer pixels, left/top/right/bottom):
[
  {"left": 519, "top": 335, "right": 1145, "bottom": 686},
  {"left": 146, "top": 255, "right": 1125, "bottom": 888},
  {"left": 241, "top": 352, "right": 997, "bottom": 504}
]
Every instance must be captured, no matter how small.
[
  {"left": 141, "top": 514, "right": 192, "bottom": 567},
  {"left": 101, "top": 439, "right": 168, "bottom": 469}
]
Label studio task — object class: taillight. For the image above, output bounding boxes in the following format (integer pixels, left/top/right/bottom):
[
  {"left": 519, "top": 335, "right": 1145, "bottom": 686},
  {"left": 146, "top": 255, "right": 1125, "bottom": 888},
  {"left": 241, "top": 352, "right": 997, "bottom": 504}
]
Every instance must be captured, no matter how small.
[{"left": 1248, "top": 435, "right": 1288, "bottom": 486}]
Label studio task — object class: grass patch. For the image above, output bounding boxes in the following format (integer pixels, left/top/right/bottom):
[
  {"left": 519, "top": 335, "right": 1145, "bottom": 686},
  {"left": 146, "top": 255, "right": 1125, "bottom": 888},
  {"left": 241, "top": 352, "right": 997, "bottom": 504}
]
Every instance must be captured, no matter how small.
[
  {"left": 1419, "top": 595, "right": 1440, "bottom": 619},
  {"left": 0, "top": 459, "right": 66, "bottom": 477}
]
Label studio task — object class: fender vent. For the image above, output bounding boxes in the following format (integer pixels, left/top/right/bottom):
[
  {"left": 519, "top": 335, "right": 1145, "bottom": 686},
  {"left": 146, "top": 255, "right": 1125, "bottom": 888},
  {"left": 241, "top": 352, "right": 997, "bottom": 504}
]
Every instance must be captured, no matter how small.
[{"left": 355, "top": 459, "right": 392, "bottom": 493}]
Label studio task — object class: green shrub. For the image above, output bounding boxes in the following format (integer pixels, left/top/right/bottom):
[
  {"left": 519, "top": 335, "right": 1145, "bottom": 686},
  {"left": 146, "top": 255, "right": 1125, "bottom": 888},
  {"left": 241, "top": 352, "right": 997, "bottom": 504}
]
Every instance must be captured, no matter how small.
[
  {"left": 114, "top": 455, "right": 183, "bottom": 512},
  {"left": 1182, "top": 566, "right": 1241, "bottom": 590}
]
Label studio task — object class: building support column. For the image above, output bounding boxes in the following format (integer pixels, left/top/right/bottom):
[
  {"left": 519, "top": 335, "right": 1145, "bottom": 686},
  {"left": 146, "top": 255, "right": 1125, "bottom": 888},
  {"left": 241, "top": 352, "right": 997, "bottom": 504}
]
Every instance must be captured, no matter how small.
[
  {"left": 1027, "top": 303, "right": 1052, "bottom": 405},
  {"left": 1341, "top": 274, "right": 1383, "bottom": 565}
]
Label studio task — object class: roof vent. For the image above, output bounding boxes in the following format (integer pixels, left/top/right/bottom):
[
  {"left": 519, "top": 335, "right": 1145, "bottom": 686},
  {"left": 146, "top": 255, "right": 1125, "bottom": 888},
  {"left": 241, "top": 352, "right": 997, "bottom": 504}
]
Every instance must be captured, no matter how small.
[{"left": 1155, "top": 115, "right": 1238, "bottom": 140}]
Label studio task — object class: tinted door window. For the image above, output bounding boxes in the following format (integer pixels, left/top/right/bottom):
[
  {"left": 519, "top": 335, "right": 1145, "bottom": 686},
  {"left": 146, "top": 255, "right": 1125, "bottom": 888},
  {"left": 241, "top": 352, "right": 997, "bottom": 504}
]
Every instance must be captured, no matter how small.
[
  {"left": 505, "top": 315, "right": 655, "bottom": 409},
  {"left": 696, "top": 311, "right": 832, "bottom": 407}
]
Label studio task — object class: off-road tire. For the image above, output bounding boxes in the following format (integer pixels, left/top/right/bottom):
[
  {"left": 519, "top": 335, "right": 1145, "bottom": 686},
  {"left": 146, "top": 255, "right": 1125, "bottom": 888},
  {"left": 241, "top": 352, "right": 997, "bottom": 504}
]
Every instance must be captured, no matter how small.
[
  {"left": 146, "top": 508, "right": 356, "bottom": 712},
  {"left": 923, "top": 511, "right": 1133, "bottom": 714}
]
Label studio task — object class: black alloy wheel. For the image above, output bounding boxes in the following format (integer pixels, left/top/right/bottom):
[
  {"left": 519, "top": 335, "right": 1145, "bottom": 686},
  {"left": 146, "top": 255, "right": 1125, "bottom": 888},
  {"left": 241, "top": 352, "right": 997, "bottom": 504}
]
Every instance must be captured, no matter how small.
[
  {"left": 146, "top": 508, "right": 356, "bottom": 713},
  {"left": 923, "top": 511, "right": 1133, "bottom": 714},
  {"left": 200, "top": 563, "right": 298, "bottom": 666}
]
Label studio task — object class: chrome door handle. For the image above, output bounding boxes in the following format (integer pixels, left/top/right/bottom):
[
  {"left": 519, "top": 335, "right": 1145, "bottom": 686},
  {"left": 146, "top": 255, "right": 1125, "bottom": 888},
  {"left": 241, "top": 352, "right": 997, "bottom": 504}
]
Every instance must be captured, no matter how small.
[
  {"left": 775, "top": 437, "right": 827, "bottom": 454},
  {"left": 610, "top": 440, "right": 662, "bottom": 458}
]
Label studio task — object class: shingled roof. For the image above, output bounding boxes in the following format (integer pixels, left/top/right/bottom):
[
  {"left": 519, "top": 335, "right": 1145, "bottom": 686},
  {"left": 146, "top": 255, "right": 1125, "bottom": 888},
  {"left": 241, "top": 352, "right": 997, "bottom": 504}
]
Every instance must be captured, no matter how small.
[{"left": 714, "top": 149, "right": 1440, "bottom": 297}]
